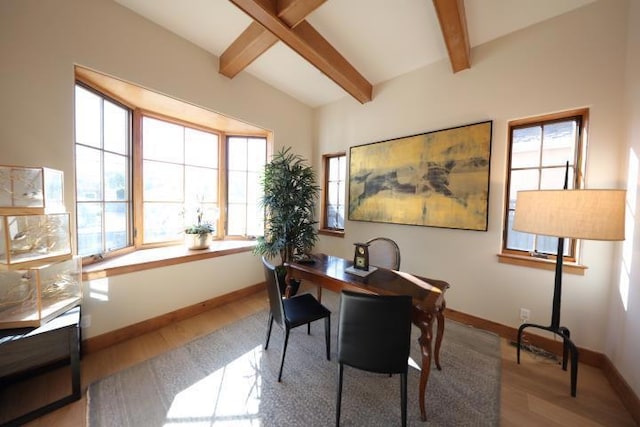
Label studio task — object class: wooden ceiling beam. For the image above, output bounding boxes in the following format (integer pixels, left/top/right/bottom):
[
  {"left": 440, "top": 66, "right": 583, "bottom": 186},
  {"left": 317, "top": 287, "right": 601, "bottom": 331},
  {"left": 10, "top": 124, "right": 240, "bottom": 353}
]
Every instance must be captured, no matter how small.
[
  {"left": 219, "top": 23, "right": 278, "bottom": 78},
  {"left": 219, "top": 0, "right": 324, "bottom": 78},
  {"left": 228, "top": 0, "right": 372, "bottom": 103},
  {"left": 433, "top": 0, "right": 471, "bottom": 73},
  {"left": 277, "top": 0, "right": 325, "bottom": 27}
]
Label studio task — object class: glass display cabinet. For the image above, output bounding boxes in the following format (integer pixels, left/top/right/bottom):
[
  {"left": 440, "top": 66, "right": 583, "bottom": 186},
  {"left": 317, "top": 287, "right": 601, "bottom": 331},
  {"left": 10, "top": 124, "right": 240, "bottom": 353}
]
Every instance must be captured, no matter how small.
[
  {"left": 0, "top": 165, "right": 80, "bottom": 329},
  {"left": 0, "top": 213, "right": 72, "bottom": 267},
  {"left": 0, "top": 257, "right": 81, "bottom": 329},
  {"left": 0, "top": 165, "right": 64, "bottom": 214}
]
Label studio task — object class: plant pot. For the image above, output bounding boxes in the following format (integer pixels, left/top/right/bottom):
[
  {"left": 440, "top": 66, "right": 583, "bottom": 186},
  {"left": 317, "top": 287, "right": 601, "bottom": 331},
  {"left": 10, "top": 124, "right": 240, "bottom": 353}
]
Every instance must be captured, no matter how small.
[{"left": 185, "top": 233, "right": 212, "bottom": 250}]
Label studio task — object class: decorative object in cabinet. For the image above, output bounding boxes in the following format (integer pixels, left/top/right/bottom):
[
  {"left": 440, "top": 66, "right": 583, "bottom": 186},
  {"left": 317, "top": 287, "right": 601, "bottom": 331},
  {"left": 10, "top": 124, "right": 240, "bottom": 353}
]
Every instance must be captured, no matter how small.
[
  {"left": 0, "top": 165, "right": 64, "bottom": 214},
  {"left": 0, "top": 213, "right": 72, "bottom": 268},
  {"left": 0, "top": 256, "right": 81, "bottom": 329}
]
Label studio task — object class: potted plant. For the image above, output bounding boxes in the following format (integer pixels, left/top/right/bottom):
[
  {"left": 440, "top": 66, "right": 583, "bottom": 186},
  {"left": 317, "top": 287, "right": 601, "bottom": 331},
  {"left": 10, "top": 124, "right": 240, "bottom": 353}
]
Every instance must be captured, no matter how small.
[
  {"left": 184, "top": 207, "right": 216, "bottom": 250},
  {"left": 254, "top": 147, "right": 320, "bottom": 295}
]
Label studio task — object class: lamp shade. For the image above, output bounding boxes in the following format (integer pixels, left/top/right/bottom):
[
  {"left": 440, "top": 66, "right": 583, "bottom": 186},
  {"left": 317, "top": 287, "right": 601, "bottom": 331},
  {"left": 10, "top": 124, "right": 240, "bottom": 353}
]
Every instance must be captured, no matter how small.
[{"left": 513, "top": 189, "right": 626, "bottom": 241}]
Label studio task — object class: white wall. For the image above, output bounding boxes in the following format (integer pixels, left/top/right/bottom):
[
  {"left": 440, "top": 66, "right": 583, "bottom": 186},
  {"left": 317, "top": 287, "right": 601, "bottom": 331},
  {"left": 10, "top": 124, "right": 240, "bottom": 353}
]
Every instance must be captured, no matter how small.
[
  {"left": 314, "top": 0, "right": 629, "bottom": 355},
  {"left": 0, "top": 0, "right": 314, "bottom": 338},
  {"left": 606, "top": 0, "right": 640, "bottom": 396}
]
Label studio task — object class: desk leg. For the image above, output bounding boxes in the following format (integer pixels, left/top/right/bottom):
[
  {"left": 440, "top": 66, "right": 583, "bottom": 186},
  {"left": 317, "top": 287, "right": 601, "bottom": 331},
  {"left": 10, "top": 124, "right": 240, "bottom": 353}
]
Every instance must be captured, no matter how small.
[
  {"left": 434, "top": 305, "right": 446, "bottom": 370},
  {"left": 415, "top": 312, "right": 435, "bottom": 422}
]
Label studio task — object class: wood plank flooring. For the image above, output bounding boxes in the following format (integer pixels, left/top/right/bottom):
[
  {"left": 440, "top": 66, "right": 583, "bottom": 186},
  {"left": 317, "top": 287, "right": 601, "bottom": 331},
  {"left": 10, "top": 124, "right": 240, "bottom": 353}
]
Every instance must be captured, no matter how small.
[{"left": 5, "top": 289, "right": 635, "bottom": 426}]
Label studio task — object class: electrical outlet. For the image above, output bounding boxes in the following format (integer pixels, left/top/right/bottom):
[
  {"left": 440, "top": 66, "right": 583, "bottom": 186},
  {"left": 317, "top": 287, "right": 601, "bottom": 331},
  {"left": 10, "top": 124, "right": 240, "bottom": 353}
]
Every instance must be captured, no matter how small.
[{"left": 520, "top": 308, "right": 530, "bottom": 321}]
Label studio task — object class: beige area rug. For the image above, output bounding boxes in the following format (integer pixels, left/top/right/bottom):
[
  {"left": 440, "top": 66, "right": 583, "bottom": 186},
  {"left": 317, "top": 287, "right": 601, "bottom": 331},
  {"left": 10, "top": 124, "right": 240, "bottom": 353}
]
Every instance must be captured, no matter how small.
[{"left": 88, "top": 291, "right": 501, "bottom": 426}]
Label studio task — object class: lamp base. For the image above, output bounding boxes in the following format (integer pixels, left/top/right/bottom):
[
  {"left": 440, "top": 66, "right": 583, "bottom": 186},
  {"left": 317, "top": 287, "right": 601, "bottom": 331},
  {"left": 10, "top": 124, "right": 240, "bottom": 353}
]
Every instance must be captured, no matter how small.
[{"left": 517, "top": 322, "right": 579, "bottom": 397}]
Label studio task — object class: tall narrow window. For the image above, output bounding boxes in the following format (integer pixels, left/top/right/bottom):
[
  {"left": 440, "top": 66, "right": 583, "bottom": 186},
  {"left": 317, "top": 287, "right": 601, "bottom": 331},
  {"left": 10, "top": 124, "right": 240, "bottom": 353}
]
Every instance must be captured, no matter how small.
[
  {"left": 321, "top": 153, "right": 347, "bottom": 232},
  {"left": 141, "top": 116, "right": 219, "bottom": 244},
  {"left": 227, "top": 136, "right": 267, "bottom": 237},
  {"left": 503, "top": 109, "right": 587, "bottom": 260},
  {"left": 74, "top": 84, "right": 132, "bottom": 257}
]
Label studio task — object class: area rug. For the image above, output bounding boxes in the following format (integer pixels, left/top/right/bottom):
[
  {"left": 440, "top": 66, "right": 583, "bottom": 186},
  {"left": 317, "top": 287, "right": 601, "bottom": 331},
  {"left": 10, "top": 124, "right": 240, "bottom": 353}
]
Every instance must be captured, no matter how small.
[{"left": 88, "top": 291, "right": 501, "bottom": 426}]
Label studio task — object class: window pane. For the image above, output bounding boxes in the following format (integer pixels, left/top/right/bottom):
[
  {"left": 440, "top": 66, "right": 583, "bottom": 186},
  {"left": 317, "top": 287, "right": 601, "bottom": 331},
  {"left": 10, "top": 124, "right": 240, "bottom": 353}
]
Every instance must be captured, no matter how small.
[
  {"left": 226, "top": 136, "right": 266, "bottom": 237},
  {"left": 504, "top": 111, "right": 585, "bottom": 257},
  {"left": 75, "top": 84, "right": 132, "bottom": 256},
  {"left": 329, "top": 157, "right": 340, "bottom": 181},
  {"left": 537, "top": 235, "right": 560, "bottom": 255},
  {"left": 327, "top": 204, "right": 344, "bottom": 229},
  {"left": 328, "top": 181, "right": 339, "bottom": 205},
  {"left": 104, "top": 100, "right": 128, "bottom": 154},
  {"left": 104, "top": 152, "right": 128, "bottom": 201},
  {"left": 541, "top": 121, "right": 576, "bottom": 167},
  {"left": 143, "top": 202, "right": 183, "bottom": 243},
  {"left": 335, "top": 205, "right": 345, "bottom": 229},
  {"left": 247, "top": 172, "right": 260, "bottom": 206},
  {"left": 143, "top": 160, "right": 183, "bottom": 201},
  {"left": 324, "top": 154, "right": 346, "bottom": 230},
  {"left": 77, "top": 202, "right": 102, "bottom": 256},
  {"left": 76, "top": 145, "right": 102, "bottom": 201},
  {"left": 247, "top": 138, "right": 266, "bottom": 171},
  {"left": 185, "top": 166, "right": 217, "bottom": 202},
  {"left": 185, "top": 128, "right": 218, "bottom": 167},
  {"left": 143, "top": 117, "right": 184, "bottom": 163},
  {"left": 246, "top": 203, "right": 263, "bottom": 237},
  {"left": 228, "top": 137, "right": 248, "bottom": 171},
  {"left": 227, "top": 203, "right": 247, "bottom": 235},
  {"left": 105, "top": 202, "right": 128, "bottom": 251},
  {"left": 540, "top": 166, "right": 574, "bottom": 189},
  {"left": 512, "top": 126, "right": 541, "bottom": 168},
  {"left": 228, "top": 170, "right": 247, "bottom": 203},
  {"left": 508, "top": 169, "right": 539, "bottom": 205},
  {"left": 338, "top": 156, "right": 346, "bottom": 180},
  {"left": 506, "top": 210, "right": 534, "bottom": 251},
  {"left": 75, "top": 86, "right": 101, "bottom": 148}
]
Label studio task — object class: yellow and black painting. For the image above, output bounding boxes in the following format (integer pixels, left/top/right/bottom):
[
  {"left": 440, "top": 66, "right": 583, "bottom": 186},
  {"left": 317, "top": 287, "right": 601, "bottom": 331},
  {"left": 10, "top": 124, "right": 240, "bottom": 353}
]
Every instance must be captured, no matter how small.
[{"left": 348, "top": 121, "right": 492, "bottom": 231}]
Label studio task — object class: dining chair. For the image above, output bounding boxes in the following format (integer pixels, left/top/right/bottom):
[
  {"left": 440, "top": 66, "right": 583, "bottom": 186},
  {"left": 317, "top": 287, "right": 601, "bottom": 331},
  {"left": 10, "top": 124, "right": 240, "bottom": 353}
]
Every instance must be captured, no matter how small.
[
  {"left": 262, "top": 257, "right": 331, "bottom": 382},
  {"left": 336, "top": 290, "right": 413, "bottom": 427},
  {"left": 366, "top": 237, "right": 401, "bottom": 270}
]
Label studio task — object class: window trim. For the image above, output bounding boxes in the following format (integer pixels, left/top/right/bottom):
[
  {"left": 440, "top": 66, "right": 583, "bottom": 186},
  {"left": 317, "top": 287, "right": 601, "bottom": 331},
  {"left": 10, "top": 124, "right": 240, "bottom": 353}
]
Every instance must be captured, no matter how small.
[
  {"left": 501, "top": 108, "right": 589, "bottom": 269},
  {"left": 74, "top": 81, "right": 134, "bottom": 260},
  {"left": 75, "top": 67, "right": 272, "bottom": 266},
  {"left": 133, "top": 109, "right": 224, "bottom": 247},
  {"left": 319, "top": 152, "right": 346, "bottom": 237}
]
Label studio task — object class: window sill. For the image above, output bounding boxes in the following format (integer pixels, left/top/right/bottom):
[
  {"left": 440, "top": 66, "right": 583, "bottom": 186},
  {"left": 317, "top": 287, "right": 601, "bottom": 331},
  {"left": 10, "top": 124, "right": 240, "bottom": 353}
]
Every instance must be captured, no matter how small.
[
  {"left": 319, "top": 228, "right": 345, "bottom": 238},
  {"left": 82, "top": 240, "right": 257, "bottom": 280},
  {"left": 497, "top": 253, "right": 586, "bottom": 275}
]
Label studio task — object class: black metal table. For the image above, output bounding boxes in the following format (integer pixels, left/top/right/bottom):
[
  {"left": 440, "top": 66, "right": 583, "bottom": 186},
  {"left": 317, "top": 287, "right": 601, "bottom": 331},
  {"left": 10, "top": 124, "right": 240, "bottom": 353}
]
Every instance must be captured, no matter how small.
[{"left": 0, "top": 306, "right": 81, "bottom": 426}]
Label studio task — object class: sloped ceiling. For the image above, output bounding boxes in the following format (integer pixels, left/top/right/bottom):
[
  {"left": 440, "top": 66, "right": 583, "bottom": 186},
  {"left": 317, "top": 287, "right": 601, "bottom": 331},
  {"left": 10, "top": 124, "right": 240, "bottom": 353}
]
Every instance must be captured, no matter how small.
[{"left": 114, "top": 0, "right": 595, "bottom": 108}]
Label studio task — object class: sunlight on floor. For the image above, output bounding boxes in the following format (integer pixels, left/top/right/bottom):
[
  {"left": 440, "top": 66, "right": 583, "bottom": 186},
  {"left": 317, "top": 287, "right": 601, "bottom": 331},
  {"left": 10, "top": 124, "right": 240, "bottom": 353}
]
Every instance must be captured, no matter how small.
[{"left": 164, "top": 345, "right": 264, "bottom": 426}]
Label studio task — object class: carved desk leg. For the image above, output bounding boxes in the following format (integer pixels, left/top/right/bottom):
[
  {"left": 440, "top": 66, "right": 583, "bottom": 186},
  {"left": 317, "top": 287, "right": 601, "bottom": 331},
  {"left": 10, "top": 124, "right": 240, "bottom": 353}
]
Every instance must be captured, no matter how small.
[
  {"left": 433, "top": 302, "right": 446, "bottom": 370},
  {"left": 414, "top": 309, "right": 435, "bottom": 422}
]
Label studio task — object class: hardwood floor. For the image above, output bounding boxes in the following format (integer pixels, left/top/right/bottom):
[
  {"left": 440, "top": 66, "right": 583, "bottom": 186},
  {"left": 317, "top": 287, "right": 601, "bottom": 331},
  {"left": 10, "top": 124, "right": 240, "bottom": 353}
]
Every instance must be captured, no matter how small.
[{"left": 5, "top": 289, "right": 636, "bottom": 426}]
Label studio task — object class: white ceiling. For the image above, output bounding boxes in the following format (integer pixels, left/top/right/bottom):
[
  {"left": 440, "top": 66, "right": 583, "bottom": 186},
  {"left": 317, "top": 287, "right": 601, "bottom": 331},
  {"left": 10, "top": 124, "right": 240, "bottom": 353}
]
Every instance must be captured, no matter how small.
[{"left": 113, "top": 0, "right": 594, "bottom": 108}]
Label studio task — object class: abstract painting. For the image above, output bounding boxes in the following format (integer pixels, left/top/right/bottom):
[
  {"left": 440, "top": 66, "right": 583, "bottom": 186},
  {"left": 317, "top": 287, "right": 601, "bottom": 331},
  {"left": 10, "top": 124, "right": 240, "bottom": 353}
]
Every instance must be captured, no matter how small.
[{"left": 348, "top": 121, "right": 492, "bottom": 231}]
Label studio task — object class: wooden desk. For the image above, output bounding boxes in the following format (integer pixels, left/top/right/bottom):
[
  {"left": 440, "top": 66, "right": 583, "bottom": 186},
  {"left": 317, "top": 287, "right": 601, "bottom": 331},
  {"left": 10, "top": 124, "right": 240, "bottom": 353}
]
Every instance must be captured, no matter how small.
[{"left": 286, "top": 253, "right": 449, "bottom": 421}]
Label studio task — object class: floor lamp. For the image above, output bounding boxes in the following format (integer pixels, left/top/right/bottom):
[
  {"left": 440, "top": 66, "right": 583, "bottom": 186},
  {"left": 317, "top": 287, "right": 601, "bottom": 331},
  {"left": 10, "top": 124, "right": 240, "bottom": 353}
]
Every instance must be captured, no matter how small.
[{"left": 512, "top": 187, "right": 625, "bottom": 397}]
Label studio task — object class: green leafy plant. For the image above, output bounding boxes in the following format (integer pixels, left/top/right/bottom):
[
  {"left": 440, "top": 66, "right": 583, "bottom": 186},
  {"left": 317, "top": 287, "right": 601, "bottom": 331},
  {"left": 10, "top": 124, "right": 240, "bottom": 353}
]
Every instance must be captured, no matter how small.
[
  {"left": 184, "top": 207, "right": 215, "bottom": 235},
  {"left": 254, "top": 147, "right": 320, "bottom": 266}
]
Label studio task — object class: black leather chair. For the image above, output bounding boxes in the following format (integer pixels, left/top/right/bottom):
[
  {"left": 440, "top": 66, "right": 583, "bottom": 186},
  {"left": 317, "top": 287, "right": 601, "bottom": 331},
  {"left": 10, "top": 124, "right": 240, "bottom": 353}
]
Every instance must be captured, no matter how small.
[
  {"left": 366, "top": 237, "right": 401, "bottom": 270},
  {"left": 336, "top": 290, "right": 412, "bottom": 427},
  {"left": 262, "top": 257, "right": 331, "bottom": 381}
]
